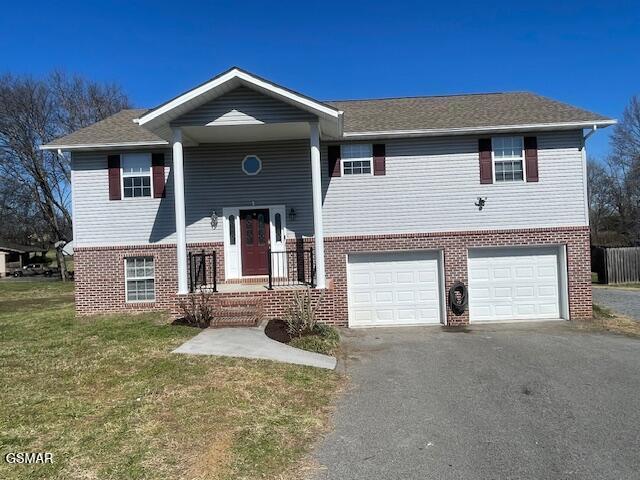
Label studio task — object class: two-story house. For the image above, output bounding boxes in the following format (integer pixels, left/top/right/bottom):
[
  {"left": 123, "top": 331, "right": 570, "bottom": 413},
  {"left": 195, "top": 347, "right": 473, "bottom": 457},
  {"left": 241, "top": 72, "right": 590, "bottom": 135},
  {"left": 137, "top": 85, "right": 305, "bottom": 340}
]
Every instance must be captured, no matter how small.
[{"left": 42, "top": 67, "right": 614, "bottom": 327}]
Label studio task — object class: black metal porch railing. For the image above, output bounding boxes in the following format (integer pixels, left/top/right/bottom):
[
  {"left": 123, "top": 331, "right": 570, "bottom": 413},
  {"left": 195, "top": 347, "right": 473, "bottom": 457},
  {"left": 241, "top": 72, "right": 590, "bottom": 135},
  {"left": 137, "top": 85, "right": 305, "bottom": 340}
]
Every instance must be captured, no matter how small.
[
  {"left": 267, "top": 248, "right": 315, "bottom": 289},
  {"left": 188, "top": 250, "right": 217, "bottom": 293}
]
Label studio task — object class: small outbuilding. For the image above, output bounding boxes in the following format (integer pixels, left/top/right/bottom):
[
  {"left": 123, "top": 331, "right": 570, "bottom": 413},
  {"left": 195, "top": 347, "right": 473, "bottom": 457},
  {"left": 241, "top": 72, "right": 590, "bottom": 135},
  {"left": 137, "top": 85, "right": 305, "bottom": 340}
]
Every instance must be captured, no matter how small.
[{"left": 0, "top": 242, "right": 48, "bottom": 277}]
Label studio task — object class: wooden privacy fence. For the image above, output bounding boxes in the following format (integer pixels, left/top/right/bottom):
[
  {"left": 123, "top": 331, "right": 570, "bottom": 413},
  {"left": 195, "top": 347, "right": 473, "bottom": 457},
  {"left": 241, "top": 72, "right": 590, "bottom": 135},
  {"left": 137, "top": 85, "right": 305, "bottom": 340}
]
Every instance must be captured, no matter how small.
[{"left": 592, "top": 246, "right": 640, "bottom": 284}]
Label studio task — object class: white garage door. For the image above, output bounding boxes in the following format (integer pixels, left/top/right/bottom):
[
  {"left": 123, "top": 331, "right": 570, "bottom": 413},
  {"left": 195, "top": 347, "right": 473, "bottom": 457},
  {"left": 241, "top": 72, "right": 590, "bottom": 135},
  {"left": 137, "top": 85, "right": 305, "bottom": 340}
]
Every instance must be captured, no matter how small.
[
  {"left": 347, "top": 251, "right": 443, "bottom": 327},
  {"left": 468, "top": 247, "right": 563, "bottom": 322}
]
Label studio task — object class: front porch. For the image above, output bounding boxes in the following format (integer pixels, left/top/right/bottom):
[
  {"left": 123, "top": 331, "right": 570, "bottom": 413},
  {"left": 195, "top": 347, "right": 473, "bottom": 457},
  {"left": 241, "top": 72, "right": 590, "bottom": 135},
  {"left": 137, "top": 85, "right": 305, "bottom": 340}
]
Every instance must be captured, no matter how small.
[
  {"left": 132, "top": 68, "right": 342, "bottom": 298},
  {"left": 169, "top": 127, "right": 326, "bottom": 297},
  {"left": 187, "top": 246, "right": 315, "bottom": 294}
]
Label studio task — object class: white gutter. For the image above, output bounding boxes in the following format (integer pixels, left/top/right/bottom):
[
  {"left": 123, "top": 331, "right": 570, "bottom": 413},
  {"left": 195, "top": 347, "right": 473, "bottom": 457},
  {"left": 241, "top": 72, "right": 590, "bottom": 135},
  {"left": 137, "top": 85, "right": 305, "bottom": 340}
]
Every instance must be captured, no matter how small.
[
  {"left": 41, "top": 119, "right": 615, "bottom": 151},
  {"left": 40, "top": 140, "right": 169, "bottom": 151},
  {"left": 341, "top": 119, "right": 617, "bottom": 140}
]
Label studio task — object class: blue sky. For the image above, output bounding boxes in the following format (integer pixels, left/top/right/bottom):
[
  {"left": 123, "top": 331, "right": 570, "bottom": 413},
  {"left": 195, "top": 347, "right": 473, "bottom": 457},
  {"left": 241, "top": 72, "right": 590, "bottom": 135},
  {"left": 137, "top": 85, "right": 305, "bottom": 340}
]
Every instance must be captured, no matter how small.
[{"left": 1, "top": 0, "right": 638, "bottom": 158}]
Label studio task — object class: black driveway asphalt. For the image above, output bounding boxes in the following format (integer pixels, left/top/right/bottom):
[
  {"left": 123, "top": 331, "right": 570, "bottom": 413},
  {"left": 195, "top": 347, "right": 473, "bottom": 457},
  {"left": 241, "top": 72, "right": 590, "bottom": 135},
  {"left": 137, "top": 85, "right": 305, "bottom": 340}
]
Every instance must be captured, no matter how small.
[
  {"left": 312, "top": 322, "right": 640, "bottom": 480},
  {"left": 593, "top": 286, "right": 640, "bottom": 321}
]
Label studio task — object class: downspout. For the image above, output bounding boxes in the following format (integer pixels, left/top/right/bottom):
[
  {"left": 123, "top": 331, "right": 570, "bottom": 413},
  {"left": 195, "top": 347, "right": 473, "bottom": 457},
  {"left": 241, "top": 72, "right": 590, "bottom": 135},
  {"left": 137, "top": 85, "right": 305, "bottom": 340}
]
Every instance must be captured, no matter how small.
[{"left": 581, "top": 124, "right": 598, "bottom": 233}]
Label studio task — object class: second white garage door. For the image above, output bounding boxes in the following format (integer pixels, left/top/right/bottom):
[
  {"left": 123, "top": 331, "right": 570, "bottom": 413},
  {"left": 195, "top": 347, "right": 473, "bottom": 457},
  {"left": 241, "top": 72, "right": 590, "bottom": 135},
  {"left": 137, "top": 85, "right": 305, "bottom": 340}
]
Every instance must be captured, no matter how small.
[
  {"left": 468, "top": 246, "right": 565, "bottom": 322},
  {"left": 347, "top": 251, "right": 443, "bottom": 327}
]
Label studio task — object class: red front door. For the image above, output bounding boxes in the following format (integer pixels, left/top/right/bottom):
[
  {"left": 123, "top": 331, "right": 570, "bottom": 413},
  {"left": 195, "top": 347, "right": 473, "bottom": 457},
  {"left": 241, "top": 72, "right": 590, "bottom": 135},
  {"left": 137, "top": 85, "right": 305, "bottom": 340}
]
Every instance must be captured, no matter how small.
[{"left": 240, "top": 209, "right": 270, "bottom": 276}]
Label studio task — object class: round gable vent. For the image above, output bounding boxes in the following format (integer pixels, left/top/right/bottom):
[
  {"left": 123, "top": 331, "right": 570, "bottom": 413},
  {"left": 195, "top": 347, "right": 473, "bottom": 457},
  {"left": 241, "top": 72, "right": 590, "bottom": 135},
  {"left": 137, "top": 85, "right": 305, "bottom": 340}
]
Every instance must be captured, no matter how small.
[{"left": 242, "top": 155, "right": 262, "bottom": 175}]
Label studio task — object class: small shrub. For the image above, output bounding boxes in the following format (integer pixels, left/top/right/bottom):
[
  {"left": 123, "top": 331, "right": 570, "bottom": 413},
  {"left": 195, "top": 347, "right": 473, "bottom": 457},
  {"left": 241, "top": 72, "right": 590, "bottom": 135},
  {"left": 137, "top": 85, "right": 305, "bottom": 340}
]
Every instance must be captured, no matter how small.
[
  {"left": 177, "top": 291, "right": 214, "bottom": 328},
  {"left": 288, "top": 324, "right": 340, "bottom": 355},
  {"left": 312, "top": 323, "right": 340, "bottom": 343},
  {"left": 284, "top": 286, "right": 325, "bottom": 338}
]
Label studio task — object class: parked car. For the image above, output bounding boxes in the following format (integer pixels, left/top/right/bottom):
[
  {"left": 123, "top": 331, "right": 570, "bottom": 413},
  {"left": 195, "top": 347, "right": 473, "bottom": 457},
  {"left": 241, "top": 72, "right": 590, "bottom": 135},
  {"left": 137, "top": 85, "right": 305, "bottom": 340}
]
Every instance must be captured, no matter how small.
[{"left": 12, "top": 264, "right": 56, "bottom": 277}]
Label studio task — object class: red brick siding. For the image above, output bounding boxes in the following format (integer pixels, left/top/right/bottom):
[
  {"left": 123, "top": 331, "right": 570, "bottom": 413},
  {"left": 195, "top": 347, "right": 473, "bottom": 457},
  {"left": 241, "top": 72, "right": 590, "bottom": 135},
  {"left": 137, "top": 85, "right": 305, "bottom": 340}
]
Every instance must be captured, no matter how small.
[
  {"left": 74, "top": 242, "right": 223, "bottom": 315},
  {"left": 74, "top": 226, "right": 591, "bottom": 325},
  {"left": 321, "top": 226, "right": 591, "bottom": 325}
]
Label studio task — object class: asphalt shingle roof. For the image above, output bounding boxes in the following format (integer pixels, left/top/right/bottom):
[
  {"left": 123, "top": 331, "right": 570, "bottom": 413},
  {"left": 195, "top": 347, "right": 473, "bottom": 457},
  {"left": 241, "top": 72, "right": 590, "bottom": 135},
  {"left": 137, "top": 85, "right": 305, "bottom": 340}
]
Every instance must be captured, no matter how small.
[
  {"left": 326, "top": 92, "right": 611, "bottom": 133},
  {"left": 44, "top": 92, "right": 612, "bottom": 148},
  {"left": 44, "top": 109, "right": 164, "bottom": 147}
]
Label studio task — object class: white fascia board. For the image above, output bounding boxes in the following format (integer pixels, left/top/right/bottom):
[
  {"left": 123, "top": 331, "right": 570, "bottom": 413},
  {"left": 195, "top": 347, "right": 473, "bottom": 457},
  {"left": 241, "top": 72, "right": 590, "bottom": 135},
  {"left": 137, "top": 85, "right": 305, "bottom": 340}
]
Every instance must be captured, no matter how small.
[
  {"left": 39, "top": 140, "right": 169, "bottom": 151},
  {"left": 341, "top": 120, "right": 617, "bottom": 140},
  {"left": 136, "top": 68, "right": 341, "bottom": 126}
]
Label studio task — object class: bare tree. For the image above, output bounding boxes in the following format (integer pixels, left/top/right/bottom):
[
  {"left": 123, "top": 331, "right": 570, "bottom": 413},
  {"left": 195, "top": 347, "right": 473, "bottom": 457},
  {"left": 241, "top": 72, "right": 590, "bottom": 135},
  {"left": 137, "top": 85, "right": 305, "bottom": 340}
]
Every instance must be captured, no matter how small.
[
  {"left": 0, "top": 72, "right": 130, "bottom": 279},
  {"left": 588, "top": 95, "right": 640, "bottom": 246},
  {"left": 588, "top": 158, "right": 610, "bottom": 243},
  {"left": 0, "top": 176, "right": 49, "bottom": 245},
  {"left": 608, "top": 95, "right": 640, "bottom": 245}
]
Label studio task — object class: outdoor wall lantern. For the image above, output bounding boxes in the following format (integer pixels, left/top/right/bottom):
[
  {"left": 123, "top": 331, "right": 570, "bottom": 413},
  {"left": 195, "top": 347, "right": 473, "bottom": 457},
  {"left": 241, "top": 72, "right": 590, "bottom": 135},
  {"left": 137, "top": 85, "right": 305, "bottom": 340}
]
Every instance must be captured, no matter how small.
[
  {"left": 288, "top": 208, "right": 296, "bottom": 222},
  {"left": 475, "top": 197, "right": 487, "bottom": 211},
  {"left": 210, "top": 209, "right": 220, "bottom": 229}
]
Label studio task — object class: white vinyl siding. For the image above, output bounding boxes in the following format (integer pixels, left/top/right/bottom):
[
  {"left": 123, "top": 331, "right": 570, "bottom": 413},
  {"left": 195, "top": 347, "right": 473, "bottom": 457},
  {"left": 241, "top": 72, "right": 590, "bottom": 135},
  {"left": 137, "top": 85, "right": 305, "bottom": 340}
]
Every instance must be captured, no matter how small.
[
  {"left": 171, "top": 86, "right": 316, "bottom": 127},
  {"left": 125, "top": 257, "right": 155, "bottom": 302},
  {"left": 341, "top": 144, "right": 372, "bottom": 175},
  {"left": 71, "top": 140, "right": 313, "bottom": 246},
  {"left": 70, "top": 130, "right": 587, "bottom": 247},
  {"left": 322, "top": 130, "right": 587, "bottom": 236}
]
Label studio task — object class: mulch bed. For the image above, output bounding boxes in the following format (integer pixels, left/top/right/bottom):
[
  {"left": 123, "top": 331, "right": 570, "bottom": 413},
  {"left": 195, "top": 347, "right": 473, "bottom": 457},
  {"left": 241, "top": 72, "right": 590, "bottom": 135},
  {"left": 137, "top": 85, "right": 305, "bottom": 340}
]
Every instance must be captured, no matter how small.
[{"left": 264, "top": 319, "right": 292, "bottom": 344}]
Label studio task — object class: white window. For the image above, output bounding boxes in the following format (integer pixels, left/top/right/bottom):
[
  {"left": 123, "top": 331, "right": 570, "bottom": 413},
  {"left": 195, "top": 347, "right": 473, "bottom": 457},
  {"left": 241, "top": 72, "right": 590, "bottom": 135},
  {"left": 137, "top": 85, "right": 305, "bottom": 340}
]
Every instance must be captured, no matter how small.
[
  {"left": 341, "top": 144, "right": 372, "bottom": 175},
  {"left": 492, "top": 136, "right": 524, "bottom": 182},
  {"left": 125, "top": 257, "right": 155, "bottom": 302},
  {"left": 122, "top": 153, "right": 152, "bottom": 197}
]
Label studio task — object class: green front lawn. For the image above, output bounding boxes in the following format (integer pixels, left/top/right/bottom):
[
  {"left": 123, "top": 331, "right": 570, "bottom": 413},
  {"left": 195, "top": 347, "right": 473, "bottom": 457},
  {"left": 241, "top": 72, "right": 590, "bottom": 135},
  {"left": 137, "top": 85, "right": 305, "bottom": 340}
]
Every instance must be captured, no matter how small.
[{"left": 0, "top": 282, "right": 340, "bottom": 479}]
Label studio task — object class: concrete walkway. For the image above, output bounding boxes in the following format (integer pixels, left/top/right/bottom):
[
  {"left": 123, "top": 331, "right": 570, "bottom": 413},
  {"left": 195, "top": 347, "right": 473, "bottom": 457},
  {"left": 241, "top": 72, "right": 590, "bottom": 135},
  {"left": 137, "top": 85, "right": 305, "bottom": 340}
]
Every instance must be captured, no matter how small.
[{"left": 172, "top": 325, "right": 337, "bottom": 370}]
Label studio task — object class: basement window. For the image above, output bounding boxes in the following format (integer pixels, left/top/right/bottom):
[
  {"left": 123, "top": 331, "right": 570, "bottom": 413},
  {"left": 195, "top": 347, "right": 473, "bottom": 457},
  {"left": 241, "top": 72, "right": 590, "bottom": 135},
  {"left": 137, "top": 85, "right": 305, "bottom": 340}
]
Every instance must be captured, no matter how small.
[{"left": 125, "top": 257, "right": 155, "bottom": 302}]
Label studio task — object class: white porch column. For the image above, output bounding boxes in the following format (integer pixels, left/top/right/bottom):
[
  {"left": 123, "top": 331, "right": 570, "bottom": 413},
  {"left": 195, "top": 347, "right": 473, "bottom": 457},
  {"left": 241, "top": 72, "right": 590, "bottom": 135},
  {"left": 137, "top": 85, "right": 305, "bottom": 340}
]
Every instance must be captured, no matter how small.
[
  {"left": 172, "top": 127, "right": 189, "bottom": 294},
  {"left": 309, "top": 122, "right": 326, "bottom": 288}
]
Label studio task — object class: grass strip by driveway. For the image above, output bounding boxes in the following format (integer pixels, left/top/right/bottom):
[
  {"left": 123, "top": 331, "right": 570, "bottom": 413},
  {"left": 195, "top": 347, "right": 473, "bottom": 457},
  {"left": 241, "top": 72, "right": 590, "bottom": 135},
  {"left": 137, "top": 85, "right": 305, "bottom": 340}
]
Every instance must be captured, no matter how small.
[
  {"left": 0, "top": 282, "right": 341, "bottom": 480},
  {"left": 572, "top": 303, "right": 640, "bottom": 338}
]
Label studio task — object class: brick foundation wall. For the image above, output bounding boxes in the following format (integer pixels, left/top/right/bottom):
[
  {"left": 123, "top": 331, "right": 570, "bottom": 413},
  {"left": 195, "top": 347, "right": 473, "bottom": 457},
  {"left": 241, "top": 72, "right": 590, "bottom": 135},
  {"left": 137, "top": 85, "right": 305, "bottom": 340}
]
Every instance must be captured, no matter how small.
[
  {"left": 74, "top": 242, "right": 223, "bottom": 315},
  {"left": 74, "top": 226, "right": 591, "bottom": 325},
  {"left": 322, "top": 226, "right": 591, "bottom": 325}
]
